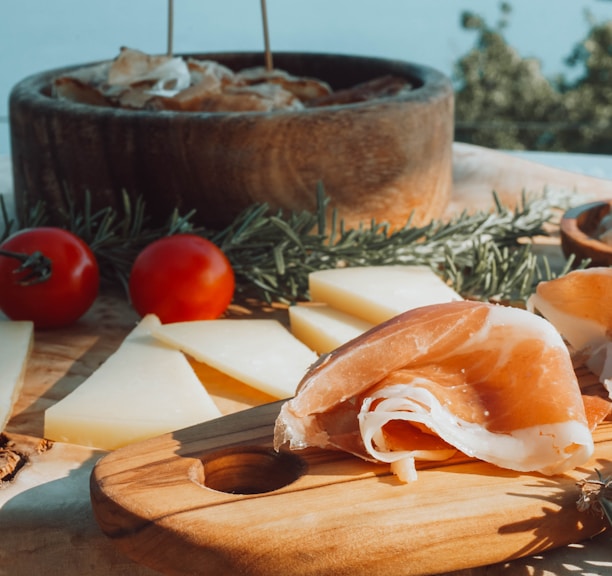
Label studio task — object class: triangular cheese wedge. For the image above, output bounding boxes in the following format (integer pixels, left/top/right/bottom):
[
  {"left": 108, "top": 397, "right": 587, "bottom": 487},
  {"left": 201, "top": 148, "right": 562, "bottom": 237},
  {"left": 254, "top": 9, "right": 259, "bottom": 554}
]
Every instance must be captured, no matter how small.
[
  {"left": 289, "top": 304, "right": 374, "bottom": 354},
  {"left": 1, "top": 321, "right": 34, "bottom": 432},
  {"left": 44, "top": 314, "right": 221, "bottom": 450},
  {"left": 308, "top": 265, "right": 462, "bottom": 324},
  {"left": 153, "top": 319, "right": 318, "bottom": 399}
]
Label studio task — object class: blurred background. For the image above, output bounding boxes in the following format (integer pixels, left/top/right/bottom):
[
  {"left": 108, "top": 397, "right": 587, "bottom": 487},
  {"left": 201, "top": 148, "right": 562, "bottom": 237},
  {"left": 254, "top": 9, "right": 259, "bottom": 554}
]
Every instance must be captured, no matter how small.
[{"left": 2, "top": 0, "right": 612, "bottom": 156}]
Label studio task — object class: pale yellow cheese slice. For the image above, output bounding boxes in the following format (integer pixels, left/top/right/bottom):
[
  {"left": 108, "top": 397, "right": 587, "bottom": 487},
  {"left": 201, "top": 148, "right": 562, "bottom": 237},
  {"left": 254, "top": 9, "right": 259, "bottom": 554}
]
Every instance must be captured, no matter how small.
[
  {"left": 153, "top": 319, "right": 318, "bottom": 399},
  {"left": 308, "top": 265, "right": 462, "bottom": 324},
  {"left": 0, "top": 321, "right": 34, "bottom": 432},
  {"left": 289, "top": 304, "right": 374, "bottom": 354},
  {"left": 44, "top": 314, "right": 221, "bottom": 450}
]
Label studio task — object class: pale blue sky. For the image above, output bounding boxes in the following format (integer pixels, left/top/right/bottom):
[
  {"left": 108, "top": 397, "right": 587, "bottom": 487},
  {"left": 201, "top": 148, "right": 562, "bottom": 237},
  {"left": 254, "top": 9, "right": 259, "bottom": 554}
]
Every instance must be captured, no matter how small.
[{"left": 2, "top": 0, "right": 612, "bottom": 154}]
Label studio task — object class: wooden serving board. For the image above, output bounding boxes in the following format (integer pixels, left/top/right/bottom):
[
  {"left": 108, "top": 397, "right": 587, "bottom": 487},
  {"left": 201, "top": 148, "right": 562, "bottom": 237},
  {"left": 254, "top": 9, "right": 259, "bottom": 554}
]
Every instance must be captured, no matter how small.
[
  {"left": 4, "top": 144, "right": 612, "bottom": 575},
  {"left": 90, "top": 395, "right": 611, "bottom": 576},
  {"left": 87, "top": 146, "right": 612, "bottom": 576}
]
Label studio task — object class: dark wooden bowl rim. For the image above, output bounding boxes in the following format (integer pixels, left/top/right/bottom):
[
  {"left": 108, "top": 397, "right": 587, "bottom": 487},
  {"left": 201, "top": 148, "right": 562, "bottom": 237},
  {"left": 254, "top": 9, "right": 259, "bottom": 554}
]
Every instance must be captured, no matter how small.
[
  {"left": 10, "top": 51, "right": 451, "bottom": 122},
  {"left": 560, "top": 200, "right": 612, "bottom": 264}
]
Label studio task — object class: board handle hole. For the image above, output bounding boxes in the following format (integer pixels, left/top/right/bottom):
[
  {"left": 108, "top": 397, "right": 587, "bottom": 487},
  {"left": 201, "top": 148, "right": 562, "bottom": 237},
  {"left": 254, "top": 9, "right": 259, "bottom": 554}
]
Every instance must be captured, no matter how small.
[{"left": 202, "top": 447, "right": 306, "bottom": 494}]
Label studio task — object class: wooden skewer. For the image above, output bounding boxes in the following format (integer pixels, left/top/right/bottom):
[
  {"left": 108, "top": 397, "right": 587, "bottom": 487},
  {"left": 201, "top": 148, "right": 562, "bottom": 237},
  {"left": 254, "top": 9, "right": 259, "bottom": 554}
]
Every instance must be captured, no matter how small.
[
  {"left": 167, "top": 0, "right": 174, "bottom": 56},
  {"left": 260, "top": 0, "right": 273, "bottom": 71}
]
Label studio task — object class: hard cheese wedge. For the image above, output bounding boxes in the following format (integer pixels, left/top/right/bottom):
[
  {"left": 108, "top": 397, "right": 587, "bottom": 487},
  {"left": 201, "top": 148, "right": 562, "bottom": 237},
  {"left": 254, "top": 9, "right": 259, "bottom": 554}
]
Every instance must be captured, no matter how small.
[
  {"left": 0, "top": 321, "right": 34, "bottom": 432},
  {"left": 44, "top": 314, "right": 221, "bottom": 450},
  {"left": 153, "top": 319, "right": 318, "bottom": 399},
  {"left": 289, "top": 304, "right": 374, "bottom": 354},
  {"left": 308, "top": 265, "right": 462, "bottom": 324}
]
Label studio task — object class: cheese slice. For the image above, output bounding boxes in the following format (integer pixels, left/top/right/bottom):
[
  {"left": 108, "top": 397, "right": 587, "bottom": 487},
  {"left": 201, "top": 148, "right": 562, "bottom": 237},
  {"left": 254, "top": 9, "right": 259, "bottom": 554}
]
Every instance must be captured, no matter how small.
[
  {"left": 188, "top": 360, "right": 277, "bottom": 414},
  {"left": 308, "top": 265, "right": 462, "bottom": 324},
  {"left": 289, "top": 304, "right": 374, "bottom": 354},
  {"left": 0, "top": 321, "right": 34, "bottom": 432},
  {"left": 44, "top": 314, "right": 221, "bottom": 450},
  {"left": 153, "top": 319, "right": 318, "bottom": 399}
]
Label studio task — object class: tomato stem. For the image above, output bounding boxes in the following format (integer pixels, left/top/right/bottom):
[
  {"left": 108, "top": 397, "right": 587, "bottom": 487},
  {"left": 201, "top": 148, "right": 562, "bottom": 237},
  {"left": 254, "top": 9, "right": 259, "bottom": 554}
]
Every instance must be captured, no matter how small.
[{"left": 0, "top": 249, "right": 52, "bottom": 285}]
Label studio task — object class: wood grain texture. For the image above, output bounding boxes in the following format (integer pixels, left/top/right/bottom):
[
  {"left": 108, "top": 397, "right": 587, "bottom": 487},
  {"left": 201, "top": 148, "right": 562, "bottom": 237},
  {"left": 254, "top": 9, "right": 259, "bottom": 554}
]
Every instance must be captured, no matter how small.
[
  {"left": 2, "top": 146, "right": 612, "bottom": 575},
  {"left": 9, "top": 52, "right": 453, "bottom": 232},
  {"left": 450, "top": 143, "right": 612, "bottom": 215},
  {"left": 90, "top": 397, "right": 610, "bottom": 576},
  {"left": 560, "top": 200, "right": 612, "bottom": 267},
  {"left": 0, "top": 294, "right": 286, "bottom": 576}
]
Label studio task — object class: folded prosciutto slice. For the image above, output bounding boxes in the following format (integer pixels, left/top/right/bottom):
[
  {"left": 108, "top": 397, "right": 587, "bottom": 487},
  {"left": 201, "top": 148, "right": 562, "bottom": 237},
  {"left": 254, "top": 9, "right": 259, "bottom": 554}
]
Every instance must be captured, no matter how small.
[
  {"left": 528, "top": 267, "right": 612, "bottom": 397},
  {"left": 274, "top": 301, "right": 595, "bottom": 482}
]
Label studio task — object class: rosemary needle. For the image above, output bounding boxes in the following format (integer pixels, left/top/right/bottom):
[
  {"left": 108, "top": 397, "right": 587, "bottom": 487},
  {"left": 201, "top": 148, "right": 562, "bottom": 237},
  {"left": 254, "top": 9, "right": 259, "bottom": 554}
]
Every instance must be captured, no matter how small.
[{"left": 2, "top": 187, "right": 584, "bottom": 305}]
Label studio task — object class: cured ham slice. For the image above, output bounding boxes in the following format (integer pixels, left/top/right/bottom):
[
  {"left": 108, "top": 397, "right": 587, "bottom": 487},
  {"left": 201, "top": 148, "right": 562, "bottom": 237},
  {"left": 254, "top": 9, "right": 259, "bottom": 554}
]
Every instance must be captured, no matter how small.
[
  {"left": 235, "top": 66, "right": 333, "bottom": 101},
  {"left": 53, "top": 46, "right": 415, "bottom": 115},
  {"left": 528, "top": 267, "right": 612, "bottom": 397},
  {"left": 107, "top": 47, "right": 191, "bottom": 95},
  {"left": 274, "top": 301, "right": 594, "bottom": 482}
]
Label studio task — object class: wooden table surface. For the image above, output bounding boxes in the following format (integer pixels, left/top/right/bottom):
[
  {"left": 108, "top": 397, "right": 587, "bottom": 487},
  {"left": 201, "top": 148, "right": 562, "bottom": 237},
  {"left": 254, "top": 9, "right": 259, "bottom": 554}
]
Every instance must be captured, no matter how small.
[{"left": 2, "top": 143, "right": 612, "bottom": 576}]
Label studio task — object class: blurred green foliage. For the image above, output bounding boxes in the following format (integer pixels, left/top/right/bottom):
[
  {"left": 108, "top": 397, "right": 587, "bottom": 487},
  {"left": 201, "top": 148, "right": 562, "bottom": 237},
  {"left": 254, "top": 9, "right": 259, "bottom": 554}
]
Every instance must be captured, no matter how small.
[{"left": 453, "top": 2, "right": 612, "bottom": 153}]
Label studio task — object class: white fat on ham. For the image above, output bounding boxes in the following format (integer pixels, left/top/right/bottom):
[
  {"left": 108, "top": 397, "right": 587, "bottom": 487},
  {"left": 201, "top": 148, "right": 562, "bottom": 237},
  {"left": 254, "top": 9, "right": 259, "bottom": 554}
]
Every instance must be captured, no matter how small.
[
  {"left": 153, "top": 319, "right": 319, "bottom": 399},
  {"left": 308, "top": 265, "right": 462, "bottom": 324},
  {"left": 528, "top": 291, "right": 606, "bottom": 352},
  {"left": 0, "top": 321, "right": 34, "bottom": 432},
  {"left": 108, "top": 47, "right": 191, "bottom": 95},
  {"left": 526, "top": 304, "right": 612, "bottom": 395},
  {"left": 360, "top": 384, "right": 592, "bottom": 482},
  {"left": 275, "top": 301, "right": 594, "bottom": 482},
  {"left": 358, "top": 305, "right": 594, "bottom": 479},
  {"left": 527, "top": 267, "right": 612, "bottom": 396},
  {"left": 44, "top": 314, "right": 221, "bottom": 450}
]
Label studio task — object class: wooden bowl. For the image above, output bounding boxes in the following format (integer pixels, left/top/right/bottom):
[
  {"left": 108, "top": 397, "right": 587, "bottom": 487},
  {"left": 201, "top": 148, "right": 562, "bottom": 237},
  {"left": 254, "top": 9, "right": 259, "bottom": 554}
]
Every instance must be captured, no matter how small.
[
  {"left": 9, "top": 52, "right": 454, "bottom": 230},
  {"left": 560, "top": 200, "right": 612, "bottom": 266}
]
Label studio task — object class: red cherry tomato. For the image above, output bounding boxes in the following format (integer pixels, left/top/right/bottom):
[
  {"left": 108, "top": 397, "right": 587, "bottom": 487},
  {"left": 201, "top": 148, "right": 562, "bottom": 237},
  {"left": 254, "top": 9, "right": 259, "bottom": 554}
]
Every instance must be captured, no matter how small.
[
  {"left": 128, "top": 234, "right": 235, "bottom": 323},
  {"left": 0, "top": 227, "right": 100, "bottom": 329}
]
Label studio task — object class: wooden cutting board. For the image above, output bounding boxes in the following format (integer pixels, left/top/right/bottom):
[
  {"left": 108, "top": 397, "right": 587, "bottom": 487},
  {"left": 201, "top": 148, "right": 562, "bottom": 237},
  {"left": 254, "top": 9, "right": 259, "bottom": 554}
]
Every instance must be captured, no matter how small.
[
  {"left": 4, "top": 143, "right": 612, "bottom": 575},
  {"left": 90, "top": 389, "right": 611, "bottom": 576},
  {"left": 87, "top": 143, "right": 612, "bottom": 576}
]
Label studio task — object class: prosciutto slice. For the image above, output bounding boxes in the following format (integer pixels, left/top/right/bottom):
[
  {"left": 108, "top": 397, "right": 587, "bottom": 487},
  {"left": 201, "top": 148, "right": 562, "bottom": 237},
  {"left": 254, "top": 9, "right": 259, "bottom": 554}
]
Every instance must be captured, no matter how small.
[
  {"left": 274, "top": 301, "right": 595, "bottom": 481},
  {"left": 528, "top": 267, "right": 612, "bottom": 397}
]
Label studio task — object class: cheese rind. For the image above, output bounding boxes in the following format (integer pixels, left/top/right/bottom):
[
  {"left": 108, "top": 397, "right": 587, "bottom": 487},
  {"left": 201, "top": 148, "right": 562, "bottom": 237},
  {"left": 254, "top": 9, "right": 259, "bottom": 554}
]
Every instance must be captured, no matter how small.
[
  {"left": 153, "top": 319, "right": 318, "bottom": 399},
  {"left": 289, "top": 304, "right": 374, "bottom": 354},
  {"left": 0, "top": 321, "right": 34, "bottom": 432},
  {"left": 44, "top": 314, "right": 221, "bottom": 450},
  {"left": 308, "top": 265, "right": 462, "bottom": 324}
]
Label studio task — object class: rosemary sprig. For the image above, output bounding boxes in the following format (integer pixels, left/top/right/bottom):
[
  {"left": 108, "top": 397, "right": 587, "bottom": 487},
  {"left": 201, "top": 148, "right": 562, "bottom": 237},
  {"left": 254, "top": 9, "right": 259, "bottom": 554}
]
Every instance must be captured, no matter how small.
[
  {"left": 13, "top": 190, "right": 197, "bottom": 292},
  {"left": 67, "top": 191, "right": 197, "bottom": 291},
  {"left": 441, "top": 238, "right": 583, "bottom": 304},
  {"left": 2, "top": 185, "right": 583, "bottom": 305},
  {"left": 214, "top": 186, "right": 578, "bottom": 304},
  {"left": 577, "top": 470, "right": 612, "bottom": 528}
]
